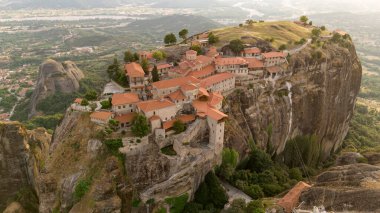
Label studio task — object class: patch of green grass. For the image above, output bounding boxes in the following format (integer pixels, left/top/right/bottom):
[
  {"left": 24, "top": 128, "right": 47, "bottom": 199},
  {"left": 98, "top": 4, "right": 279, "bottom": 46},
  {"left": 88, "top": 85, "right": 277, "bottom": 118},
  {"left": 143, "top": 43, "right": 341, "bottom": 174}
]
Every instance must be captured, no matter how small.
[
  {"left": 165, "top": 194, "right": 188, "bottom": 213},
  {"left": 74, "top": 178, "right": 92, "bottom": 202},
  {"left": 161, "top": 145, "right": 177, "bottom": 156}
]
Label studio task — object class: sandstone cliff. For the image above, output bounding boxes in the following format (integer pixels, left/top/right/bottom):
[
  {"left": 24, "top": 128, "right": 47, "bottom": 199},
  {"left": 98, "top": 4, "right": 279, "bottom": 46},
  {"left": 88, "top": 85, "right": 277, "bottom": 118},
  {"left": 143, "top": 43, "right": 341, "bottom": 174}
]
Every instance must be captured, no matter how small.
[
  {"left": 225, "top": 40, "right": 362, "bottom": 161},
  {"left": 29, "top": 59, "right": 84, "bottom": 118},
  {"left": 300, "top": 163, "right": 380, "bottom": 212},
  {"left": 0, "top": 122, "right": 51, "bottom": 212}
]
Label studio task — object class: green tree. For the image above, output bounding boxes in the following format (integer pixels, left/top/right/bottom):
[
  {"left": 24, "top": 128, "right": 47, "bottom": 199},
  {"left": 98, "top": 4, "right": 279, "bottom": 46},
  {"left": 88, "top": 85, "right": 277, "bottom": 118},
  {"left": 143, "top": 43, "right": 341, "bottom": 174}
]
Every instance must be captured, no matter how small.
[
  {"left": 190, "top": 45, "right": 202, "bottom": 55},
  {"left": 133, "top": 52, "right": 140, "bottom": 61},
  {"left": 246, "top": 19, "right": 255, "bottom": 25},
  {"left": 124, "top": 51, "right": 134, "bottom": 63},
  {"left": 208, "top": 32, "right": 219, "bottom": 45},
  {"left": 100, "top": 99, "right": 112, "bottom": 109},
  {"left": 131, "top": 114, "right": 150, "bottom": 138},
  {"left": 279, "top": 44, "right": 287, "bottom": 51},
  {"left": 107, "top": 58, "right": 128, "bottom": 87},
  {"left": 164, "top": 33, "right": 177, "bottom": 45},
  {"left": 312, "top": 28, "right": 321, "bottom": 37},
  {"left": 247, "top": 148, "right": 273, "bottom": 173},
  {"left": 300, "top": 15, "right": 309, "bottom": 23},
  {"left": 179, "top": 29, "right": 189, "bottom": 40},
  {"left": 151, "top": 65, "right": 160, "bottom": 82},
  {"left": 320, "top": 26, "right": 326, "bottom": 31},
  {"left": 289, "top": 168, "right": 303, "bottom": 181},
  {"left": 80, "top": 99, "right": 89, "bottom": 106},
  {"left": 85, "top": 90, "right": 97, "bottom": 101},
  {"left": 229, "top": 39, "right": 244, "bottom": 55},
  {"left": 140, "top": 59, "right": 150, "bottom": 75},
  {"left": 194, "top": 171, "right": 228, "bottom": 209},
  {"left": 246, "top": 200, "right": 265, "bottom": 213},
  {"left": 152, "top": 51, "right": 166, "bottom": 61},
  {"left": 108, "top": 119, "right": 119, "bottom": 131},
  {"left": 173, "top": 120, "right": 186, "bottom": 134}
]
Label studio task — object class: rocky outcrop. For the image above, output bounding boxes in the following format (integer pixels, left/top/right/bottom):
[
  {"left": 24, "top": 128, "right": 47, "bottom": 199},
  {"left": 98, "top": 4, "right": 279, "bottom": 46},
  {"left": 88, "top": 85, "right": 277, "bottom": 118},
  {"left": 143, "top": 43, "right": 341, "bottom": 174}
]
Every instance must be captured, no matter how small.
[
  {"left": 29, "top": 59, "right": 84, "bottom": 118},
  {"left": 226, "top": 41, "right": 362, "bottom": 160},
  {"left": 0, "top": 122, "right": 51, "bottom": 212},
  {"left": 300, "top": 163, "right": 380, "bottom": 212}
]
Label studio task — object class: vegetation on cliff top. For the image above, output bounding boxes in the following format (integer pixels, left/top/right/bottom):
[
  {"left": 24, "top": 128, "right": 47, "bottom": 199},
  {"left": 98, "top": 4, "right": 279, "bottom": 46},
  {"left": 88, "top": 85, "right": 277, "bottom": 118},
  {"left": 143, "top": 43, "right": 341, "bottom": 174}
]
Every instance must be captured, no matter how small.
[{"left": 210, "top": 21, "right": 313, "bottom": 48}]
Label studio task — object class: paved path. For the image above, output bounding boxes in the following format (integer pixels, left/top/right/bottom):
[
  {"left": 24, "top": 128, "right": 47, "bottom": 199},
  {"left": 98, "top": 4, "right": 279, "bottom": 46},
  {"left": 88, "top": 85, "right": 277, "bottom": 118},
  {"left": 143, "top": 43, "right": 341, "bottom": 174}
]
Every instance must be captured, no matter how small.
[
  {"left": 286, "top": 39, "right": 312, "bottom": 55},
  {"left": 221, "top": 180, "right": 252, "bottom": 208}
]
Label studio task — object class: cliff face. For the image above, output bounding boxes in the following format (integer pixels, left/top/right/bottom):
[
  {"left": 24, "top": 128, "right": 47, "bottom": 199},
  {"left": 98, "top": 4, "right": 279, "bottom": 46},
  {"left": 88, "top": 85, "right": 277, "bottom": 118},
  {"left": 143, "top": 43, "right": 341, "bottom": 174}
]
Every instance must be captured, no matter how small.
[
  {"left": 29, "top": 59, "right": 84, "bottom": 118},
  {"left": 0, "top": 122, "right": 51, "bottom": 212},
  {"left": 225, "top": 41, "right": 362, "bottom": 161}
]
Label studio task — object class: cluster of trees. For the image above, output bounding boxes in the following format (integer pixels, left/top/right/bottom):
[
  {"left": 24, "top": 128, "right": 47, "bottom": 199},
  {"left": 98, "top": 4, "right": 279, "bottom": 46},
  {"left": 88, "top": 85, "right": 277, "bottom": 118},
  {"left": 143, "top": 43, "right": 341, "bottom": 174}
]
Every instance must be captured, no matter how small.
[
  {"left": 224, "top": 198, "right": 265, "bottom": 213},
  {"left": 124, "top": 51, "right": 140, "bottom": 63},
  {"left": 300, "top": 15, "right": 313, "bottom": 25},
  {"left": 107, "top": 58, "right": 128, "bottom": 87},
  {"left": 343, "top": 104, "right": 380, "bottom": 153},
  {"left": 218, "top": 143, "right": 304, "bottom": 199},
  {"left": 208, "top": 32, "right": 219, "bottom": 45},
  {"left": 229, "top": 39, "right": 244, "bottom": 55},
  {"left": 183, "top": 171, "right": 228, "bottom": 213},
  {"left": 164, "top": 28, "right": 190, "bottom": 45},
  {"left": 131, "top": 114, "right": 150, "bottom": 138}
]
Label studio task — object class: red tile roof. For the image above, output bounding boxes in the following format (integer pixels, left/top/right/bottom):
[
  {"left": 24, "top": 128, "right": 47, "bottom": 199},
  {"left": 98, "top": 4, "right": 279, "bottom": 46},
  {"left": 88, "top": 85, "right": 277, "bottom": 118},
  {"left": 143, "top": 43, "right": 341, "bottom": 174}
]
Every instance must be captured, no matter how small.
[
  {"left": 198, "top": 87, "right": 210, "bottom": 97},
  {"left": 192, "top": 100, "right": 227, "bottom": 121},
  {"left": 244, "top": 58, "right": 264, "bottom": 69},
  {"left": 207, "top": 107, "right": 228, "bottom": 121},
  {"left": 188, "top": 65, "right": 215, "bottom": 79},
  {"left": 215, "top": 57, "right": 248, "bottom": 66},
  {"left": 152, "top": 76, "right": 200, "bottom": 90},
  {"left": 74, "top": 98, "right": 83, "bottom": 104},
  {"left": 136, "top": 99, "right": 175, "bottom": 113},
  {"left": 262, "top": 52, "right": 287, "bottom": 58},
  {"left": 90, "top": 111, "right": 113, "bottom": 121},
  {"left": 208, "top": 92, "right": 223, "bottom": 107},
  {"left": 149, "top": 115, "right": 161, "bottom": 122},
  {"left": 111, "top": 93, "right": 140, "bottom": 106},
  {"left": 181, "top": 83, "right": 198, "bottom": 91},
  {"left": 200, "top": 73, "right": 235, "bottom": 88},
  {"left": 163, "top": 114, "right": 196, "bottom": 130},
  {"left": 114, "top": 112, "right": 136, "bottom": 123},
  {"left": 168, "top": 90, "right": 186, "bottom": 101},
  {"left": 277, "top": 182, "right": 311, "bottom": 213},
  {"left": 157, "top": 63, "right": 173, "bottom": 70},
  {"left": 242, "top": 47, "right": 261, "bottom": 54},
  {"left": 266, "top": 66, "right": 282, "bottom": 73},
  {"left": 125, "top": 62, "right": 145, "bottom": 78}
]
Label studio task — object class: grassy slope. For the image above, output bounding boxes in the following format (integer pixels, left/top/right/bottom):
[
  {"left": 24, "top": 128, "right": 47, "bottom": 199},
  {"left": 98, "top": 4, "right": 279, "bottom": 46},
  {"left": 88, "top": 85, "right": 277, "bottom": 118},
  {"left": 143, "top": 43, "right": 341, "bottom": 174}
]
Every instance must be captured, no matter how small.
[{"left": 211, "top": 21, "right": 312, "bottom": 48}]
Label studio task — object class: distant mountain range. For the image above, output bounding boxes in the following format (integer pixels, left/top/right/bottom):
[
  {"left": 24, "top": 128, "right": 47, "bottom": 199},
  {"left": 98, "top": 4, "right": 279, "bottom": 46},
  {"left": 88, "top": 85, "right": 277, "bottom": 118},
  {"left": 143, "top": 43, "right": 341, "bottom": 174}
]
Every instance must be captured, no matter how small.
[{"left": 1, "top": 0, "right": 380, "bottom": 15}]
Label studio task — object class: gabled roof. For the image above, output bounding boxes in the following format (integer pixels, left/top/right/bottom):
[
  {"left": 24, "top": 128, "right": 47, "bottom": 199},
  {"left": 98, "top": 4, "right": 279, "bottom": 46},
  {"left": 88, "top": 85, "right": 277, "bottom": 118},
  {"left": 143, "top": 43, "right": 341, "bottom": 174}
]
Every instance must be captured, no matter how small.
[
  {"left": 277, "top": 181, "right": 311, "bottom": 213},
  {"left": 207, "top": 107, "right": 228, "bottom": 121},
  {"left": 114, "top": 112, "right": 136, "bottom": 123},
  {"left": 163, "top": 114, "right": 196, "bottom": 130},
  {"left": 266, "top": 66, "right": 282, "bottom": 73},
  {"left": 198, "top": 87, "right": 210, "bottom": 97},
  {"left": 111, "top": 93, "right": 140, "bottom": 106},
  {"left": 201, "top": 73, "right": 235, "bottom": 88},
  {"left": 242, "top": 47, "right": 261, "bottom": 54},
  {"left": 168, "top": 90, "right": 186, "bottom": 101},
  {"left": 188, "top": 65, "right": 215, "bottom": 79},
  {"left": 208, "top": 92, "right": 223, "bottom": 107},
  {"left": 181, "top": 83, "right": 198, "bottom": 92},
  {"left": 244, "top": 58, "right": 264, "bottom": 69},
  {"left": 157, "top": 63, "right": 173, "bottom": 70},
  {"left": 192, "top": 100, "right": 227, "bottom": 121},
  {"left": 74, "top": 98, "right": 82, "bottom": 104},
  {"left": 90, "top": 111, "right": 113, "bottom": 121},
  {"left": 262, "top": 52, "right": 287, "bottom": 59},
  {"left": 136, "top": 99, "right": 175, "bottom": 113},
  {"left": 215, "top": 57, "right": 248, "bottom": 66},
  {"left": 152, "top": 76, "right": 200, "bottom": 90},
  {"left": 125, "top": 62, "right": 145, "bottom": 78}
]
